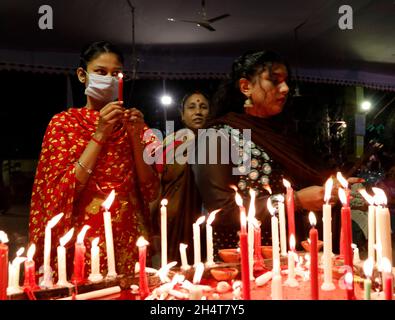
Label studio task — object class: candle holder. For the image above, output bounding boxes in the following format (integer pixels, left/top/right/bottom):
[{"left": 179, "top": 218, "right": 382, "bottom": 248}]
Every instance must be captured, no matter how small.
[{"left": 88, "top": 273, "right": 104, "bottom": 283}]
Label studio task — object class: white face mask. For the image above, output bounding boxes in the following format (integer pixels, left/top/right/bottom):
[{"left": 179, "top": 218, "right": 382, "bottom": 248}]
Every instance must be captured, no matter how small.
[{"left": 84, "top": 73, "right": 118, "bottom": 103}]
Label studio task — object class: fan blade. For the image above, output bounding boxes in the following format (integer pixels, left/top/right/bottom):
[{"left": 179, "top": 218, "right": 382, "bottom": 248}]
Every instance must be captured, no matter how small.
[
  {"left": 207, "top": 13, "right": 230, "bottom": 23},
  {"left": 179, "top": 19, "right": 204, "bottom": 24},
  {"left": 199, "top": 23, "right": 216, "bottom": 31}
]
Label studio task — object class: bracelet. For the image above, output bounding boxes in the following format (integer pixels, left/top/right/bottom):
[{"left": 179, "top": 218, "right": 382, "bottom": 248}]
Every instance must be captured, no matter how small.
[
  {"left": 77, "top": 160, "right": 93, "bottom": 175},
  {"left": 91, "top": 135, "right": 105, "bottom": 146}
]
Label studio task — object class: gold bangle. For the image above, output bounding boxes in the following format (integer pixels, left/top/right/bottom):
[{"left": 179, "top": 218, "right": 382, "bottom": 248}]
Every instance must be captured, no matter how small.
[{"left": 77, "top": 160, "right": 93, "bottom": 175}]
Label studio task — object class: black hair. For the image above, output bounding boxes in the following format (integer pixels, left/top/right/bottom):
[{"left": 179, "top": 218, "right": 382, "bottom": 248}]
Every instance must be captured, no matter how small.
[
  {"left": 211, "top": 50, "right": 291, "bottom": 118},
  {"left": 79, "top": 41, "right": 124, "bottom": 69},
  {"left": 180, "top": 90, "right": 210, "bottom": 112}
]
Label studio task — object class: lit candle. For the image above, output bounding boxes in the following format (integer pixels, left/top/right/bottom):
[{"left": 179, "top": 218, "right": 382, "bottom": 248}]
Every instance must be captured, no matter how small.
[
  {"left": 23, "top": 244, "right": 38, "bottom": 290},
  {"left": 101, "top": 190, "right": 117, "bottom": 279},
  {"left": 192, "top": 216, "right": 205, "bottom": 267},
  {"left": 235, "top": 190, "right": 251, "bottom": 300},
  {"left": 136, "top": 236, "right": 150, "bottom": 300},
  {"left": 363, "top": 258, "right": 374, "bottom": 300},
  {"left": 267, "top": 198, "right": 280, "bottom": 274},
  {"left": 206, "top": 209, "right": 220, "bottom": 267},
  {"left": 42, "top": 212, "right": 64, "bottom": 288},
  {"left": 179, "top": 243, "right": 190, "bottom": 271},
  {"left": 337, "top": 172, "right": 350, "bottom": 258},
  {"left": 271, "top": 259, "right": 283, "bottom": 300},
  {"left": 0, "top": 231, "right": 9, "bottom": 300},
  {"left": 284, "top": 235, "right": 298, "bottom": 287},
  {"left": 247, "top": 189, "right": 256, "bottom": 279},
  {"left": 278, "top": 195, "right": 287, "bottom": 257},
  {"left": 372, "top": 188, "right": 392, "bottom": 265},
  {"left": 321, "top": 177, "right": 335, "bottom": 291},
  {"left": 118, "top": 72, "right": 123, "bottom": 101},
  {"left": 7, "top": 248, "right": 26, "bottom": 295},
  {"left": 88, "top": 237, "right": 103, "bottom": 283},
  {"left": 283, "top": 179, "right": 295, "bottom": 241},
  {"left": 359, "top": 189, "right": 376, "bottom": 264},
  {"left": 382, "top": 257, "right": 393, "bottom": 300},
  {"left": 252, "top": 218, "right": 265, "bottom": 271},
  {"left": 160, "top": 199, "right": 168, "bottom": 268},
  {"left": 56, "top": 228, "right": 74, "bottom": 287},
  {"left": 309, "top": 212, "right": 319, "bottom": 300},
  {"left": 71, "top": 225, "right": 90, "bottom": 285}
]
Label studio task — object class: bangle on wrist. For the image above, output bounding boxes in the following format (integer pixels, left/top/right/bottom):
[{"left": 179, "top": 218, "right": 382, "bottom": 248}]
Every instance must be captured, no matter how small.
[
  {"left": 91, "top": 135, "right": 105, "bottom": 146},
  {"left": 77, "top": 160, "right": 93, "bottom": 175}
]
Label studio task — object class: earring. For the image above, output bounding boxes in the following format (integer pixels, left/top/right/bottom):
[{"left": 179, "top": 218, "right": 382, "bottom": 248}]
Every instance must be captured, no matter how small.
[{"left": 244, "top": 95, "right": 253, "bottom": 108}]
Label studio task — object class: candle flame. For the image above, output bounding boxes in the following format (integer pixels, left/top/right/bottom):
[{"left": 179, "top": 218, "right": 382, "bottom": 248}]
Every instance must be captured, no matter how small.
[
  {"left": 336, "top": 172, "right": 348, "bottom": 189},
  {"left": 136, "top": 236, "right": 149, "bottom": 247},
  {"left": 267, "top": 197, "right": 276, "bottom": 216},
  {"left": 160, "top": 198, "right": 168, "bottom": 206},
  {"left": 234, "top": 192, "right": 243, "bottom": 207},
  {"left": 290, "top": 234, "right": 295, "bottom": 251},
  {"left": 344, "top": 272, "right": 353, "bottom": 285},
  {"left": 252, "top": 218, "right": 261, "bottom": 229},
  {"left": 118, "top": 72, "right": 124, "bottom": 79},
  {"left": 359, "top": 189, "right": 375, "bottom": 206},
  {"left": 92, "top": 237, "right": 100, "bottom": 247},
  {"left": 192, "top": 262, "right": 205, "bottom": 284},
  {"left": 16, "top": 247, "right": 24, "bottom": 257},
  {"left": 382, "top": 257, "right": 392, "bottom": 273},
  {"left": 102, "top": 190, "right": 115, "bottom": 211},
  {"left": 324, "top": 177, "right": 333, "bottom": 203},
  {"left": 283, "top": 178, "right": 291, "bottom": 189},
  {"left": 338, "top": 187, "right": 347, "bottom": 205},
  {"left": 207, "top": 209, "right": 220, "bottom": 225},
  {"left": 308, "top": 212, "right": 316, "bottom": 226},
  {"left": 248, "top": 188, "right": 256, "bottom": 219},
  {"left": 47, "top": 212, "right": 64, "bottom": 229},
  {"left": 76, "top": 225, "right": 90, "bottom": 244},
  {"left": 0, "top": 230, "right": 9, "bottom": 243},
  {"left": 27, "top": 244, "right": 36, "bottom": 261},
  {"left": 308, "top": 238, "right": 311, "bottom": 244},
  {"left": 195, "top": 216, "right": 206, "bottom": 226},
  {"left": 13, "top": 257, "right": 27, "bottom": 266},
  {"left": 363, "top": 258, "right": 374, "bottom": 278},
  {"left": 180, "top": 243, "right": 188, "bottom": 250},
  {"left": 263, "top": 185, "right": 272, "bottom": 195},
  {"left": 59, "top": 228, "right": 75, "bottom": 247},
  {"left": 372, "top": 187, "right": 387, "bottom": 206}
]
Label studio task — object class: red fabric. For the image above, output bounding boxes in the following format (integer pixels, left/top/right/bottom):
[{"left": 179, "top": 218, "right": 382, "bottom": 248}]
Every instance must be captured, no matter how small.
[{"left": 29, "top": 107, "right": 159, "bottom": 277}]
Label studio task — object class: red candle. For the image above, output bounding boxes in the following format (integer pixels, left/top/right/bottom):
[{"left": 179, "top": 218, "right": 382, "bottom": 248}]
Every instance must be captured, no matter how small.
[
  {"left": 309, "top": 212, "right": 319, "bottom": 300},
  {"left": 283, "top": 179, "right": 296, "bottom": 241},
  {"left": 0, "top": 231, "right": 9, "bottom": 300},
  {"left": 383, "top": 258, "right": 394, "bottom": 300},
  {"left": 239, "top": 231, "right": 251, "bottom": 300},
  {"left": 118, "top": 73, "right": 124, "bottom": 102},
  {"left": 23, "top": 244, "right": 38, "bottom": 290},
  {"left": 136, "top": 236, "right": 150, "bottom": 300},
  {"left": 71, "top": 225, "right": 90, "bottom": 285}
]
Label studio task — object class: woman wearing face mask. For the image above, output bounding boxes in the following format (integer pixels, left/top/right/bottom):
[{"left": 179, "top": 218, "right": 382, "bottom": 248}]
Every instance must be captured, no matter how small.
[
  {"left": 29, "top": 41, "right": 159, "bottom": 279},
  {"left": 151, "top": 91, "right": 210, "bottom": 265},
  {"left": 192, "top": 50, "right": 347, "bottom": 256}
]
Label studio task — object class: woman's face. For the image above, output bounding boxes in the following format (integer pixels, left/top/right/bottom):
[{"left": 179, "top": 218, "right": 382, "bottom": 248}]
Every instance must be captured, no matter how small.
[
  {"left": 181, "top": 93, "right": 210, "bottom": 131},
  {"left": 77, "top": 52, "right": 123, "bottom": 86},
  {"left": 242, "top": 63, "right": 289, "bottom": 118}
]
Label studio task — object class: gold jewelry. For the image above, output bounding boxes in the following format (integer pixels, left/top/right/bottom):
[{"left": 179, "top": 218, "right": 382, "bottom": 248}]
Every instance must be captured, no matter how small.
[
  {"left": 244, "top": 95, "right": 253, "bottom": 108},
  {"left": 77, "top": 160, "right": 93, "bottom": 175}
]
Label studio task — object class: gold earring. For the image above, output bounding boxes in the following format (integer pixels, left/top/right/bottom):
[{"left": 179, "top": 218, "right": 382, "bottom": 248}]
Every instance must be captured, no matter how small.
[{"left": 244, "top": 95, "right": 253, "bottom": 108}]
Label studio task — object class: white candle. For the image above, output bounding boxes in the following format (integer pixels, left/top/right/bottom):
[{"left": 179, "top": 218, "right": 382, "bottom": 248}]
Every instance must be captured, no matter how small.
[
  {"left": 360, "top": 189, "right": 376, "bottom": 263},
  {"left": 284, "top": 235, "right": 298, "bottom": 287},
  {"left": 56, "top": 228, "right": 74, "bottom": 287},
  {"left": 373, "top": 188, "right": 392, "bottom": 265},
  {"left": 57, "top": 286, "right": 121, "bottom": 300},
  {"left": 42, "top": 212, "right": 64, "bottom": 288},
  {"left": 352, "top": 243, "right": 361, "bottom": 264},
  {"left": 190, "top": 262, "right": 204, "bottom": 300},
  {"left": 271, "top": 259, "right": 283, "bottom": 300},
  {"left": 179, "top": 243, "right": 190, "bottom": 270},
  {"left": 193, "top": 216, "right": 205, "bottom": 266},
  {"left": 278, "top": 196, "right": 287, "bottom": 257},
  {"left": 88, "top": 237, "right": 103, "bottom": 283},
  {"left": 322, "top": 178, "right": 335, "bottom": 291},
  {"left": 7, "top": 248, "right": 26, "bottom": 295},
  {"left": 206, "top": 209, "right": 219, "bottom": 267},
  {"left": 102, "top": 190, "right": 117, "bottom": 278},
  {"left": 255, "top": 271, "right": 273, "bottom": 286},
  {"left": 267, "top": 198, "right": 280, "bottom": 274},
  {"left": 247, "top": 189, "right": 256, "bottom": 279},
  {"left": 160, "top": 199, "right": 168, "bottom": 268}
]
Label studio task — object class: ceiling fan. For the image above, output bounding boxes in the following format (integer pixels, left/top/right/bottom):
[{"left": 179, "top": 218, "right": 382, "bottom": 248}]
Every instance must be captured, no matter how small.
[{"left": 167, "top": 0, "right": 230, "bottom": 32}]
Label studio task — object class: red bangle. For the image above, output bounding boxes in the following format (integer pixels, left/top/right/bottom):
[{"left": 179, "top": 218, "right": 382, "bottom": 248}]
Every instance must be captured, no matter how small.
[{"left": 91, "top": 135, "right": 105, "bottom": 146}]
